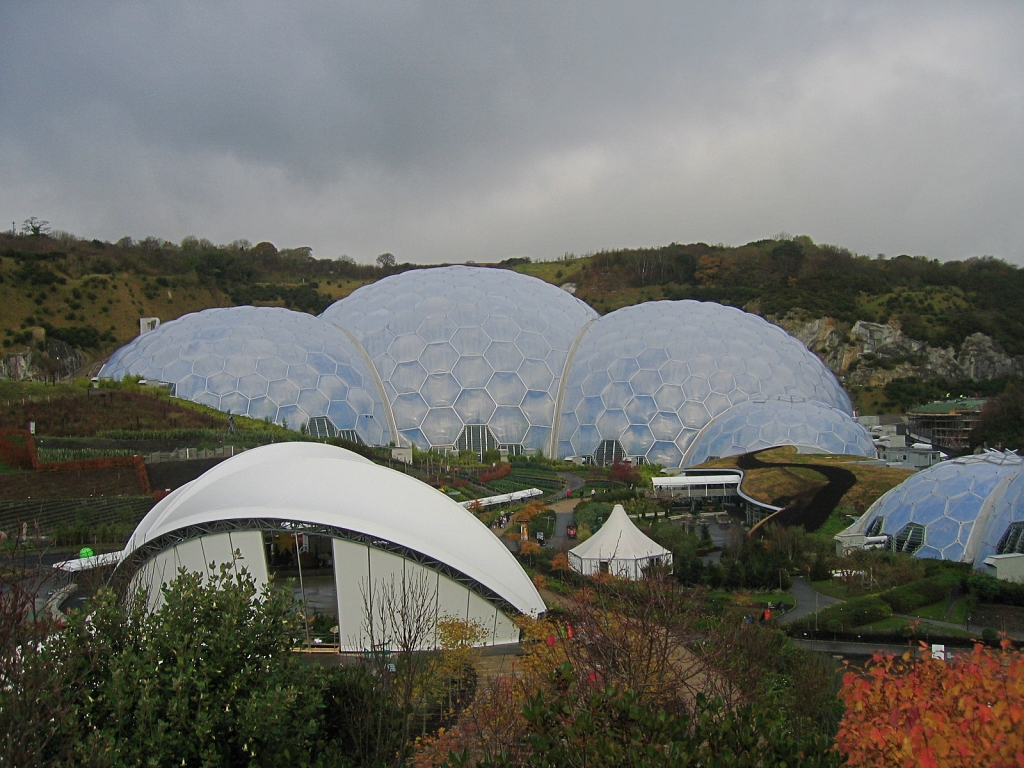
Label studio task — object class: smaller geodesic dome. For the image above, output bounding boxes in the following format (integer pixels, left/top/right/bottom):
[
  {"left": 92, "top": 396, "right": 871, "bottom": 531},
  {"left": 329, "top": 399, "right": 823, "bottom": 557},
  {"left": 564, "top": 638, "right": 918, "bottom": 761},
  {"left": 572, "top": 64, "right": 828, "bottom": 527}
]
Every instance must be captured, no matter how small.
[
  {"left": 841, "top": 451, "right": 1024, "bottom": 564},
  {"left": 99, "top": 306, "right": 392, "bottom": 445},
  {"left": 116, "top": 442, "right": 544, "bottom": 650},
  {"left": 681, "top": 397, "right": 875, "bottom": 467},
  {"left": 568, "top": 504, "right": 672, "bottom": 579}
]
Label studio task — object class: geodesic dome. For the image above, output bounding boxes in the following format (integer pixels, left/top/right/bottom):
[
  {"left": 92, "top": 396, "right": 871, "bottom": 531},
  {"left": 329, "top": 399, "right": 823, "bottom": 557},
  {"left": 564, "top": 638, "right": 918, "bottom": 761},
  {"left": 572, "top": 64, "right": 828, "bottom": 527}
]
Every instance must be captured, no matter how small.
[
  {"left": 681, "top": 397, "right": 875, "bottom": 467},
  {"left": 972, "top": 467, "right": 1024, "bottom": 569},
  {"left": 100, "top": 268, "right": 857, "bottom": 467},
  {"left": 99, "top": 306, "right": 390, "bottom": 445},
  {"left": 845, "top": 451, "right": 1024, "bottom": 564},
  {"left": 555, "top": 301, "right": 853, "bottom": 467},
  {"left": 321, "top": 266, "right": 598, "bottom": 453}
]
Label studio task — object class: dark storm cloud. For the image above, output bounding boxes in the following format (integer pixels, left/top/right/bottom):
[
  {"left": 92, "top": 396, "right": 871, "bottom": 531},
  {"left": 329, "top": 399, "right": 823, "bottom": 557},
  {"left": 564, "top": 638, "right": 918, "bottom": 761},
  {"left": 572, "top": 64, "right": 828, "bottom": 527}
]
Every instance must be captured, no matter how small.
[{"left": 1, "top": 2, "right": 1022, "bottom": 263}]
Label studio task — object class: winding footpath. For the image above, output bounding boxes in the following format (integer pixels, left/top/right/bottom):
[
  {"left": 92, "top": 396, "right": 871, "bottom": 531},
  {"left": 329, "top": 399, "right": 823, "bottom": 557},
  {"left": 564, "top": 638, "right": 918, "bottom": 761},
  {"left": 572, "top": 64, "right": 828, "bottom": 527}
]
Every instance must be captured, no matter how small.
[{"left": 737, "top": 450, "right": 857, "bottom": 534}]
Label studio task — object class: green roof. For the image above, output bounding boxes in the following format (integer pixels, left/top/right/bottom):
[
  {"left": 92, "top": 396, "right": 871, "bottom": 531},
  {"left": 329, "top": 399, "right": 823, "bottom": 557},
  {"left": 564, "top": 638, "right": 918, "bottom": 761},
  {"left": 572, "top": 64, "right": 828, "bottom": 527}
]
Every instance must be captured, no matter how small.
[{"left": 910, "top": 398, "right": 986, "bottom": 414}]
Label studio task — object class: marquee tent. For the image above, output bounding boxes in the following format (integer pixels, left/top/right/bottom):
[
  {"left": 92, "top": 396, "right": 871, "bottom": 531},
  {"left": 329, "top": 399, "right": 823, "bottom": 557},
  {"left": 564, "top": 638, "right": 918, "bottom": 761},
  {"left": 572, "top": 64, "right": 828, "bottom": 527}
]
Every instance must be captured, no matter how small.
[{"left": 568, "top": 504, "right": 672, "bottom": 579}]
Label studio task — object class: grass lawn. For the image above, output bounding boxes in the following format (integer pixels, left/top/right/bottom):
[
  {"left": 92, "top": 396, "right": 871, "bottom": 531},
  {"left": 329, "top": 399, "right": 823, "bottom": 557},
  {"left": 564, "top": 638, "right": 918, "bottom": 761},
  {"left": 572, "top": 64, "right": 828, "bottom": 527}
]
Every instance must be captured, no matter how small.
[
  {"left": 809, "top": 579, "right": 851, "bottom": 600},
  {"left": 909, "top": 598, "right": 969, "bottom": 624},
  {"left": 859, "top": 615, "right": 976, "bottom": 639},
  {"left": 910, "top": 601, "right": 947, "bottom": 621},
  {"left": 697, "top": 446, "right": 912, "bottom": 514}
]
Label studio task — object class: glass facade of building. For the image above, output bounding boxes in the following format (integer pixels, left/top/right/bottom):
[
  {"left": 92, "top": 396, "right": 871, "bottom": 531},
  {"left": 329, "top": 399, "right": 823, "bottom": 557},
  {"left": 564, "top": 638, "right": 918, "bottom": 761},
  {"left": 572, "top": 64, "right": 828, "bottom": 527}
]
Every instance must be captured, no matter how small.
[
  {"left": 970, "top": 466, "right": 1024, "bottom": 568},
  {"left": 99, "top": 306, "right": 390, "bottom": 445},
  {"left": 681, "top": 397, "right": 875, "bottom": 467},
  {"left": 555, "top": 301, "right": 853, "bottom": 467}
]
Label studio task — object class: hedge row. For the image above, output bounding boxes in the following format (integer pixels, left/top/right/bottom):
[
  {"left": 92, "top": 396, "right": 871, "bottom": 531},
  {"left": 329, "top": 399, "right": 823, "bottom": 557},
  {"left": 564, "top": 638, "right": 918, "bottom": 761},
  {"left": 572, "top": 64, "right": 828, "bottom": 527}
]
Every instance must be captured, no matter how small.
[
  {"left": 878, "top": 572, "right": 964, "bottom": 614},
  {"left": 96, "top": 428, "right": 296, "bottom": 442},
  {"left": 790, "top": 597, "right": 893, "bottom": 632},
  {"left": 967, "top": 573, "right": 1024, "bottom": 607}
]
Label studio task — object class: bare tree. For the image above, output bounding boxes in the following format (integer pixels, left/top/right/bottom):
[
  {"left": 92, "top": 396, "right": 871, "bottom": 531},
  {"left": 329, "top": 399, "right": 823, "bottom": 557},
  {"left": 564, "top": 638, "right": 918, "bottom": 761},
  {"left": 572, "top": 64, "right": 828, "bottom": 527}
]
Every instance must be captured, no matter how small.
[
  {"left": 360, "top": 567, "right": 439, "bottom": 763},
  {"left": 20, "top": 217, "right": 50, "bottom": 237},
  {"left": 376, "top": 252, "right": 396, "bottom": 269},
  {"left": 559, "top": 576, "right": 728, "bottom": 712}
]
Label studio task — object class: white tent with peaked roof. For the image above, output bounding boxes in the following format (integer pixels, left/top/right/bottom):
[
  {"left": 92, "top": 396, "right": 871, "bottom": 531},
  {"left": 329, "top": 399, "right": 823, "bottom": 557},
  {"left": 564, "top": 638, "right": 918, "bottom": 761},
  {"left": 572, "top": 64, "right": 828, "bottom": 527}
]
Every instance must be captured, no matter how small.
[{"left": 568, "top": 504, "right": 673, "bottom": 580}]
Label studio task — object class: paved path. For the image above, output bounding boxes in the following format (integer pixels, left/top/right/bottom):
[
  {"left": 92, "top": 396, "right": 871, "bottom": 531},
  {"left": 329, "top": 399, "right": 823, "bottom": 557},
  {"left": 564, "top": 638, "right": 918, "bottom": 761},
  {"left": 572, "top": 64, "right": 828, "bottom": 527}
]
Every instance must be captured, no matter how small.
[
  {"left": 474, "top": 642, "right": 525, "bottom": 683},
  {"left": 738, "top": 450, "right": 857, "bottom": 534},
  {"left": 780, "top": 577, "right": 839, "bottom": 624},
  {"left": 556, "top": 471, "right": 585, "bottom": 498},
  {"left": 547, "top": 496, "right": 580, "bottom": 546}
]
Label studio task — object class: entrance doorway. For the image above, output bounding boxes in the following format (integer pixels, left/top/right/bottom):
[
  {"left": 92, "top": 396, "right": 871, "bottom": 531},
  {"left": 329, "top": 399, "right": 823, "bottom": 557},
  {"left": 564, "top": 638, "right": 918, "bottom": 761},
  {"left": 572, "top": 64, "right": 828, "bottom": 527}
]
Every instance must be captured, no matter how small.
[{"left": 266, "top": 532, "right": 339, "bottom": 645}]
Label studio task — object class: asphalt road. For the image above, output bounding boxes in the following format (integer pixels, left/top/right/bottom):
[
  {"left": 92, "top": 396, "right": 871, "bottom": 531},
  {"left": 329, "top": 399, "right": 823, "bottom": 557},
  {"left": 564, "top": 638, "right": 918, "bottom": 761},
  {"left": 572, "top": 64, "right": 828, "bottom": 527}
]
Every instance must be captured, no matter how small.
[{"left": 780, "top": 576, "right": 839, "bottom": 624}]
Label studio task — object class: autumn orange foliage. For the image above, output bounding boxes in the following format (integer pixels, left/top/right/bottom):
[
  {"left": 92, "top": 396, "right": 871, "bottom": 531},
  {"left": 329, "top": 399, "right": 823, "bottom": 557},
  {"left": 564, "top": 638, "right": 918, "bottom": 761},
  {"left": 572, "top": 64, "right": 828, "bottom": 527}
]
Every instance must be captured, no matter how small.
[
  {"left": 550, "top": 552, "right": 571, "bottom": 572},
  {"left": 836, "top": 641, "right": 1024, "bottom": 768},
  {"left": 519, "top": 540, "right": 541, "bottom": 558},
  {"left": 510, "top": 500, "right": 546, "bottom": 524}
]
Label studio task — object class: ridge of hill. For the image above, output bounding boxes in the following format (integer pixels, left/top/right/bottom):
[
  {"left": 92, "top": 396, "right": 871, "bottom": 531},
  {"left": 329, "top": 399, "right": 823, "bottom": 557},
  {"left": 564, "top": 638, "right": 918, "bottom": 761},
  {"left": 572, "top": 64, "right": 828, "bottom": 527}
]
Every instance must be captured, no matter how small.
[{"left": 3, "top": 229, "right": 1024, "bottom": 413}]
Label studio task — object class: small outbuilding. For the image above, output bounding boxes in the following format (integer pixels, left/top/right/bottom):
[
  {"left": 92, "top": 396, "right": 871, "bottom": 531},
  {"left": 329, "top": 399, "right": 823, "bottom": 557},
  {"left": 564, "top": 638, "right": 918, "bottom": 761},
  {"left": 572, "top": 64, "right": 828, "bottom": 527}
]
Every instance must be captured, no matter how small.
[{"left": 568, "top": 504, "right": 672, "bottom": 579}]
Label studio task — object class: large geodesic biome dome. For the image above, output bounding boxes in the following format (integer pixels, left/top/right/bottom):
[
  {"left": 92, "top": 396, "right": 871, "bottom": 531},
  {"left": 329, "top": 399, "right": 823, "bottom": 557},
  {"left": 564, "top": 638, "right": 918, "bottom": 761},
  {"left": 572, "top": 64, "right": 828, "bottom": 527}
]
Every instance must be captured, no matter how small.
[
  {"left": 115, "top": 443, "right": 545, "bottom": 650},
  {"left": 100, "top": 306, "right": 391, "bottom": 445},
  {"left": 555, "top": 301, "right": 854, "bottom": 467},
  {"left": 839, "top": 451, "right": 1024, "bottom": 570},
  {"left": 321, "top": 266, "right": 598, "bottom": 455},
  {"left": 100, "top": 266, "right": 859, "bottom": 467}
]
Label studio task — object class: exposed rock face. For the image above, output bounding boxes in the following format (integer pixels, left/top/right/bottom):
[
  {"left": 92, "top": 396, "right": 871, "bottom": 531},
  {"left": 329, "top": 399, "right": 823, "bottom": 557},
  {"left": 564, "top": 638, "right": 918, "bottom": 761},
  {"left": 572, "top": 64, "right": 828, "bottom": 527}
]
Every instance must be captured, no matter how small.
[
  {"left": 958, "top": 333, "right": 1024, "bottom": 380},
  {"left": 783, "top": 317, "right": 1024, "bottom": 386},
  {"left": 0, "top": 340, "right": 82, "bottom": 382}
]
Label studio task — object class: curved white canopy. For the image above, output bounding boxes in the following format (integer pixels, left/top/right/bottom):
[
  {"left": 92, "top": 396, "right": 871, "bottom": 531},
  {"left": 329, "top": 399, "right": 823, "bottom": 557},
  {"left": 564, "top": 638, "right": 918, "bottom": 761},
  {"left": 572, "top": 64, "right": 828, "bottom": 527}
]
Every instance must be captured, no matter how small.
[{"left": 122, "top": 442, "right": 545, "bottom": 616}]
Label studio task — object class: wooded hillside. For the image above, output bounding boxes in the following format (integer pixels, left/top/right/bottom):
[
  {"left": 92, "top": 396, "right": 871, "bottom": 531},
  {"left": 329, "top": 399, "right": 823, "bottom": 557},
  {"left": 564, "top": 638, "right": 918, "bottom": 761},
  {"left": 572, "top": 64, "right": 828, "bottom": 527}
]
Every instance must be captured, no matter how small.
[{"left": 4, "top": 227, "right": 1023, "bottom": 407}]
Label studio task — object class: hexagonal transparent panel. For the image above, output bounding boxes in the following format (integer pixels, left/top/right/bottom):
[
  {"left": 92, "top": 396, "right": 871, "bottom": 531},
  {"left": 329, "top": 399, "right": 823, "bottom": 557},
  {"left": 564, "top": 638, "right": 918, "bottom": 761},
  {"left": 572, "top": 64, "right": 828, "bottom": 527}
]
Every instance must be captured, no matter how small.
[
  {"left": 558, "top": 300, "right": 852, "bottom": 467},
  {"left": 99, "top": 306, "right": 389, "bottom": 445},
  {"left": 681, "top": 397, "right": 875, "bottom": 467},
  {"left": 323, "top": 265, "right": 597, "bottom": 451},
  {"left": 855, "top": 451, "right": 1024, "bottom": 564}
]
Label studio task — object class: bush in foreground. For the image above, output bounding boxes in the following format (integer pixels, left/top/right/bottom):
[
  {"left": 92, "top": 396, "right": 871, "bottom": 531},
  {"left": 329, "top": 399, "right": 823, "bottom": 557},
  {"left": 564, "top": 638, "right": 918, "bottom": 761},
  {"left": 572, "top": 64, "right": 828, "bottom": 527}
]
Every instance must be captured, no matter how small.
[
  {"left": 837, "top": 641, "right": 1024, "bottom": 767},
  {"left": 1, "top": 566, "right": 404, "bottom": 767}
]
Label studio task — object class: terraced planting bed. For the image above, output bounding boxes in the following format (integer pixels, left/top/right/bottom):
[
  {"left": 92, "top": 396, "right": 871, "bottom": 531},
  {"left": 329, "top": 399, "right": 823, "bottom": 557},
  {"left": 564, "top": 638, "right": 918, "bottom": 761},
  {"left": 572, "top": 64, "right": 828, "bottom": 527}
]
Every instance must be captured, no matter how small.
[{"left": 487, "top": 469, "right": 564, "bottom": 495}]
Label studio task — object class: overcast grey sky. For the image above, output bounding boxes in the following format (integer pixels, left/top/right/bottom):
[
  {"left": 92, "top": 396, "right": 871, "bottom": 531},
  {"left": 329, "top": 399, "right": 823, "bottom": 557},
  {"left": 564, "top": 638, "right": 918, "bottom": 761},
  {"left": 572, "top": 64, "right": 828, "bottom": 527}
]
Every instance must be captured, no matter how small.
[{"left": 2, "top": 2, "right": 1022, "bottom": 264}]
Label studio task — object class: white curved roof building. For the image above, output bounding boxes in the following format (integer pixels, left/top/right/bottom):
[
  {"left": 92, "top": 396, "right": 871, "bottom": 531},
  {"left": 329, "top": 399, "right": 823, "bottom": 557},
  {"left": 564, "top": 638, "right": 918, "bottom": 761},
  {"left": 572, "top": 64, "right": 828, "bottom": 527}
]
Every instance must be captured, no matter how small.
[
  {"left": 100, "top": 266, "right": 856, "bottom": 468},
  {"left": 118, "top": 442, "right": 544, "bottom": 649}
]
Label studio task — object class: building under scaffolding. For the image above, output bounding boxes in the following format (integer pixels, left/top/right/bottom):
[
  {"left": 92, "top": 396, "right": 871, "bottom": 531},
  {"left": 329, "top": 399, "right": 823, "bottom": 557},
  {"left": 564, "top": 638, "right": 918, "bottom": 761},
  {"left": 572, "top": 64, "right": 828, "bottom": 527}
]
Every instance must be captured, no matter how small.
[{"left": 907, "top": 398, "right": 985, "bottom": 451}]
